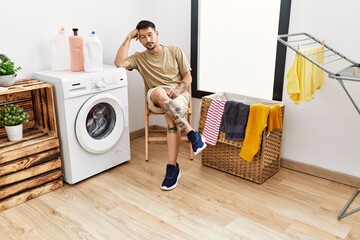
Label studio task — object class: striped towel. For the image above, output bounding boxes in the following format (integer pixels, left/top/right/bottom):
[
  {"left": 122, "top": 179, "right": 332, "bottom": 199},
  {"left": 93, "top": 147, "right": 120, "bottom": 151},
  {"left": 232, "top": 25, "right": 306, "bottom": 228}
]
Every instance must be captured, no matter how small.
[{"left": 202, "top": 98, "right": 226, "bottom": 145}]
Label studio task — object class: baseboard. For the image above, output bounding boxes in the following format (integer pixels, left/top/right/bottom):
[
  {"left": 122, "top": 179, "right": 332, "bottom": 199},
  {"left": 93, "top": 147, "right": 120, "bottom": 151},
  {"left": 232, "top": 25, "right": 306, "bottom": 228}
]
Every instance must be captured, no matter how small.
[
  {"left": 130, "top": 128, "right": 144, "bottom": 140},
  {"left": 129, "top": 125, "right": 165, "bottom": 140},
  {"left": 281, "top": 158, "right": 360, "bottom": 187}
]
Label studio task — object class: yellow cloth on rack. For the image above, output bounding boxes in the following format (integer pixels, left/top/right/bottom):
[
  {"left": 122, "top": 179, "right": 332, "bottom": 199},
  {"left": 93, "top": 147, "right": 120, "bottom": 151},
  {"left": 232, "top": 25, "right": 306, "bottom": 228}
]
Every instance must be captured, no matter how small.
[
  {"left": 267, "top": 104, "right": 282, "bottom": 132},
  {"left": 240, "top": 104, "right": 270, "bottom": 162},
  {"left": 286, "top": 45, "right": 324, "bottom": 104}
]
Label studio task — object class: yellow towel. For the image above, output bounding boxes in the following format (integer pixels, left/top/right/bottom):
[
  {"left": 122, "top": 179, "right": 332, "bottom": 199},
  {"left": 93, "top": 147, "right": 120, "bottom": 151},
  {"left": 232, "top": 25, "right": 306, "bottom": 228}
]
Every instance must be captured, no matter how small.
[
  {"left": 240, "top": 104, "right": 269, "bottom": 162},
  {"left": 286, "top": 53, "right": 301, "bottom": 104},
  {"left": 267, "top": 104, "right": 282, "bottom": 132},
  {"left": 312, "top": 46, "right": 324, "bottom": 90},
  {"left": 286, "top": 45, "right": 324, "bottom": 104}
]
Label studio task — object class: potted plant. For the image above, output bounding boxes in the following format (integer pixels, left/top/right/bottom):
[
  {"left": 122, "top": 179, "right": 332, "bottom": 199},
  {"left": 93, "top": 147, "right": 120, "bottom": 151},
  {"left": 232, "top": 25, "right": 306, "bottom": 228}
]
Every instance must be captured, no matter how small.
[
  {"left": 0, "top": 104, "right": 29, "bottom": 141},
  {"left": 0, "top": 54, "right": 22, "bottom": 87}
]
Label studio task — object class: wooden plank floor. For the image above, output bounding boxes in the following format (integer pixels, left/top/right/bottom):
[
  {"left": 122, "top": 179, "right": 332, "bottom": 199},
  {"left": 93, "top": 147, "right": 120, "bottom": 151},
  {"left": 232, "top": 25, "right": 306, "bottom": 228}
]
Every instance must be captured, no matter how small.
[{"left": 0, "top": 136, "right": 359, "bottom": 239}]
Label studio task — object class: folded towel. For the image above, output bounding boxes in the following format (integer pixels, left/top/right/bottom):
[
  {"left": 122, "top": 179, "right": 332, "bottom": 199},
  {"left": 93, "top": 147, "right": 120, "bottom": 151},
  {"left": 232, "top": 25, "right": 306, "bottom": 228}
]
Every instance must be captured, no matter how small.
[
  {"left": 202, "top": 98, "right": 227, "bottom": 145},
  {"left": 219, "top": 101, "right": 250, "bottom": 140},
  {"left": 267, "top": 104, "right": 282, "bottom": 132},
  {"left": 240, "top": 104, "right": 270, "bottom": 162}
]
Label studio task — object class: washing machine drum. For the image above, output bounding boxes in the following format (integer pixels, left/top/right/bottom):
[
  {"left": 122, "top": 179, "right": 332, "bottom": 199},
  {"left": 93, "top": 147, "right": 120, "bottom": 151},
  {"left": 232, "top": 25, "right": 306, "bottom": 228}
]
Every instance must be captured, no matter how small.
[{"left": 75, "top": 93, "right": 127, "bottom": 154}]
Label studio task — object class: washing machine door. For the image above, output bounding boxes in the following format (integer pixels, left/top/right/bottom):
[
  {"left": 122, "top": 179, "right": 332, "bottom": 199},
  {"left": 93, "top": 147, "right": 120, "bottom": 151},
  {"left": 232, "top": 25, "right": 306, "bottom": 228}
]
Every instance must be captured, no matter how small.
[{"left": 75, "top": 93, "right": 127, "bottom": 154}]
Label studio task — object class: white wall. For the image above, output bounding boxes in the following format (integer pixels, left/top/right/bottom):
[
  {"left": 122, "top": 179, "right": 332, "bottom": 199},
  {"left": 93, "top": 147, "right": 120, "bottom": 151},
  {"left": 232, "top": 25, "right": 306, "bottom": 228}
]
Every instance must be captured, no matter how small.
[
  {"left": 281, "top": 0, "right": 360, "bottom": 177},
  {"left": 1, "top": 0, "right": 191, "bottom": 134}
]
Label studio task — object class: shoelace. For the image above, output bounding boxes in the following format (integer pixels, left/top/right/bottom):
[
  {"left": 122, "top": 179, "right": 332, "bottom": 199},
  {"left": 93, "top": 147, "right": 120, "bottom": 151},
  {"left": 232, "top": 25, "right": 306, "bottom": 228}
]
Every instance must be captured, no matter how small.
[
  {"left": 165, "top": 166, "right": 176, "bottom": 179},
  {"left": 188, "top": 132, "right": 198, "bottom": 142}
]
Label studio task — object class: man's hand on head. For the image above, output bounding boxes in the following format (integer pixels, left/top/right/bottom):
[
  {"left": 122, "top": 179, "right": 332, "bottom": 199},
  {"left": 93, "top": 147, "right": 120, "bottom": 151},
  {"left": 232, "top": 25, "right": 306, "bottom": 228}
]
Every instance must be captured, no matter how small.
[{"left": 129, "top": 29, "right": 139, "bottom": 41}]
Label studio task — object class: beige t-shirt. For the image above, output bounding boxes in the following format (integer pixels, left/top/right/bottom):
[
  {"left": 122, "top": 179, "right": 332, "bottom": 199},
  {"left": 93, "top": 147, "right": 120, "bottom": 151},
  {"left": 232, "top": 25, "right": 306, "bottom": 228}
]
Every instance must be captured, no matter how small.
[{"left": 126, "top": 45, "right": 191, "bottom": 90}]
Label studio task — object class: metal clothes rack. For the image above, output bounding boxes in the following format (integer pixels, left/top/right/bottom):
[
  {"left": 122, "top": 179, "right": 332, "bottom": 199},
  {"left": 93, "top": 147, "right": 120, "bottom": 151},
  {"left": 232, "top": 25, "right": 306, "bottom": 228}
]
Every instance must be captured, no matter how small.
[{"left": 278, "top": 32, "right": 360, "bottom": 219}]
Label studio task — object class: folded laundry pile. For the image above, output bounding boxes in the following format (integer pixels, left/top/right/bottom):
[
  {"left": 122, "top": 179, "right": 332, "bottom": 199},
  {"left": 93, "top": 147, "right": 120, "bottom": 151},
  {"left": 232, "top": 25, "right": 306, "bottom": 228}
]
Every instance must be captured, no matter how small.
[{"left": 202, "top": 97, "right": 283, "bottom": 162}]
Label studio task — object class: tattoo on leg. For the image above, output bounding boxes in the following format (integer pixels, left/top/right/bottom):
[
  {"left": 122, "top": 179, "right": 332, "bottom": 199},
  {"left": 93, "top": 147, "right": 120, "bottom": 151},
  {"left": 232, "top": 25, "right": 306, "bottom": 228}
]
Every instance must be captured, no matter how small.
[
  {"left": 174, "top": 119, "right": 187, "bottom": 131},
  {"left": 162, "top": 100, "right": 185, "bottom": 118},
  {"left": 161, "top": 102, "right": 170, "bottom": 112},
  {"left": 162, "top": 100, "right": 189, "bottom": 131},
  {"left": 168, "top": 126, "right": 177, "bottom": 133}
]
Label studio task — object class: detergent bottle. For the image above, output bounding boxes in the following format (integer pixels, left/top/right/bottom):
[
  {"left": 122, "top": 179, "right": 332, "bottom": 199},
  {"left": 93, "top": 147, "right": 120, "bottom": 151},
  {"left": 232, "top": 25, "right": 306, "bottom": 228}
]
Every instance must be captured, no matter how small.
[
  {"left": 50, "top": 27, "right": 70, "bottom": 71},
  {"left": 83, "top": 31, "right": 103, "bottom": 72},
  {"left": 69, "top": 28, "right": 84, "bottom": 72}
]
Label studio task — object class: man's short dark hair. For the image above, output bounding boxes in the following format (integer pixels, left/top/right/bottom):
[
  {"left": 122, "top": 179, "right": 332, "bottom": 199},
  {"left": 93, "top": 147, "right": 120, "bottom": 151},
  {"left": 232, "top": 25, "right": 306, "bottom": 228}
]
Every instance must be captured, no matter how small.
[{"left": 136, "top": 20, "right": 156, "bottom": 30}]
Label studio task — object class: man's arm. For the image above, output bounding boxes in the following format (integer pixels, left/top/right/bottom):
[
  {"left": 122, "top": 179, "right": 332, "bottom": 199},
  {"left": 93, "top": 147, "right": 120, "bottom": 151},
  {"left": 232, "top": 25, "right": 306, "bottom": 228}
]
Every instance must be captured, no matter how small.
[
  {"left": 167, "top": 71, "right": 192, "bottom": 99},
  {"left": 114, "top": 29, "right": 139, "bottom": 68},
  {"left": 177, "top": 71, "right": 192, "bottom": 93}
]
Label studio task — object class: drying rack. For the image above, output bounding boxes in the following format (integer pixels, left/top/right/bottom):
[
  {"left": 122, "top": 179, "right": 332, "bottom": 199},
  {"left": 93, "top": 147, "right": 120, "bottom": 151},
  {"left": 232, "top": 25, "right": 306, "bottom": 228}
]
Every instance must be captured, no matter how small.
[{"left": 278, "top": 32, "right": 360, "bottom": 219}]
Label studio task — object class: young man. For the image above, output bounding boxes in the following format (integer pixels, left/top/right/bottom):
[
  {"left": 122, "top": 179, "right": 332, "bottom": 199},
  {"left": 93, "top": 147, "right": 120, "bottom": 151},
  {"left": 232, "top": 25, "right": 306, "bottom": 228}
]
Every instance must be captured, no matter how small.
[{"left": 114, "top": 20, "right": 207, "bottom": 191}]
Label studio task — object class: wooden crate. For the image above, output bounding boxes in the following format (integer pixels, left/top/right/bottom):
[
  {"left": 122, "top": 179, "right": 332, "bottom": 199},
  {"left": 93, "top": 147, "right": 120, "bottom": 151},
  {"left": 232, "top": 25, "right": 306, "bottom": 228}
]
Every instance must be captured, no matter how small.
[{"left": 0, "top": 79, "right": 63, "bottom": 211}]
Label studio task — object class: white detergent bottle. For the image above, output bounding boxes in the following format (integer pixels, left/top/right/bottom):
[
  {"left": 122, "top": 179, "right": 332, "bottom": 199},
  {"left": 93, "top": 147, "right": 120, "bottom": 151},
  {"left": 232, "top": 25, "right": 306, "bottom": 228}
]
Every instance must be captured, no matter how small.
[
  {"left": 83, "top": 31, "right": 103, "bottom": 72},
  {"left": 51, "top": 27, "right": 70, "bottom": 71}
]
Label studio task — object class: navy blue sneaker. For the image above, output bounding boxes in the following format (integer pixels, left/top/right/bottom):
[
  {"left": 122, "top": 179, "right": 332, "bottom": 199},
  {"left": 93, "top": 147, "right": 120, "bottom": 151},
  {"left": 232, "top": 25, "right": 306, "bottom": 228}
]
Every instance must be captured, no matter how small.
[
  {"left": 161, "top": 163, "right": 181, "bottom": 191},
  {"left": 187, "top": 130, "right": 207, "bottom": 155}
]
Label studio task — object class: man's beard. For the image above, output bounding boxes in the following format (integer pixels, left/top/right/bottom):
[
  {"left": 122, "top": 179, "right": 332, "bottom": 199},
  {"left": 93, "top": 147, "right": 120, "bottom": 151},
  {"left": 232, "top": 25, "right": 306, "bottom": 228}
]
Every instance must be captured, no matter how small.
[{"left": 146, "top": 42, "right": 156, "bottom": 50}]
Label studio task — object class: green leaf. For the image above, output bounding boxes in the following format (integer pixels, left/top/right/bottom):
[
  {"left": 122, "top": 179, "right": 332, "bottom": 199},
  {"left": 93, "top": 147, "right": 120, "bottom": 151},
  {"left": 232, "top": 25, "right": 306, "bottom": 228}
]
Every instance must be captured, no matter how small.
[{"left": 0, "top": 104, "right": 29, "bottom": 126}]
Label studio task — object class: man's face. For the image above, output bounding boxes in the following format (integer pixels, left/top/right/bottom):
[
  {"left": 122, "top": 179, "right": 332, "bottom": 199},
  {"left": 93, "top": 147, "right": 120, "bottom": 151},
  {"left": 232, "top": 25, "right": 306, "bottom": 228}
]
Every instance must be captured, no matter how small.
[{"left": 138, "top": 27, "right": 158, "bottom": 50}]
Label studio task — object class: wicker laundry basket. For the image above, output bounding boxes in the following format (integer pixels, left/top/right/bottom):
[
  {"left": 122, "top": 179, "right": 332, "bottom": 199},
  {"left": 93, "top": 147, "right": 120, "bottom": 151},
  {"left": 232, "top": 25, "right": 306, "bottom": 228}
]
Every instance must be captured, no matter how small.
[{"left": 198, "top": 92, "right": 284, "bottom": 184}]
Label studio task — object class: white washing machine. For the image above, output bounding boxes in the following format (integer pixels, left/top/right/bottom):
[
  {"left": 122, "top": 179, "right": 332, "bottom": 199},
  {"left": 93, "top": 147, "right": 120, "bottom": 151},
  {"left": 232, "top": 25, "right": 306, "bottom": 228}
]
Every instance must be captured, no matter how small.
[{"left": 34, "top": 66, "right": 131, "bottom": 184}]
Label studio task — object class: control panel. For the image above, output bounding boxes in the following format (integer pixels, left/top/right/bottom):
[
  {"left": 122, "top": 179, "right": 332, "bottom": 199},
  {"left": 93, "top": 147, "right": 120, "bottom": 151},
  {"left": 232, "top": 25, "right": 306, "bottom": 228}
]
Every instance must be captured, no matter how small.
[{"left": 34, "top": 66, "right": 128, "bottom": 100}]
